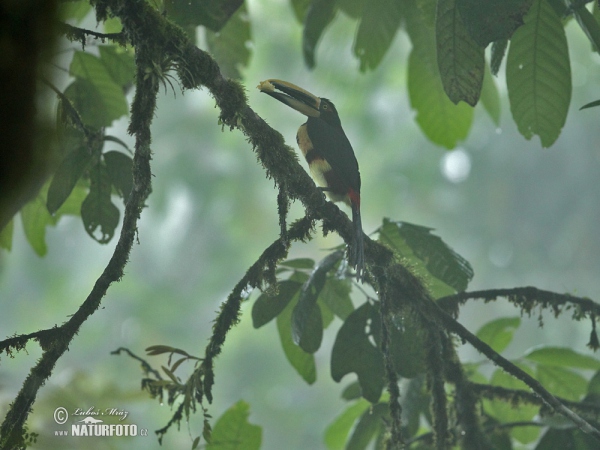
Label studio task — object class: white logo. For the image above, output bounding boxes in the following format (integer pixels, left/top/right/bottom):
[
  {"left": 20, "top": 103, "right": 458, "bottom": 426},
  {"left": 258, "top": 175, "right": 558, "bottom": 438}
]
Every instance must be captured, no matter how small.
[
  {"left": 54, "top": 407, "right": 68, "bottom": 425},
  {"left": 78, "top": 417, "right": 103, "bottom": 424}
]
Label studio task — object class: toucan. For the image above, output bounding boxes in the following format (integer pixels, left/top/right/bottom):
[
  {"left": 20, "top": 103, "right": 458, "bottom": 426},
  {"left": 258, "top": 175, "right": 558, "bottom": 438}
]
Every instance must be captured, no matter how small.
[{"left": 258, "top": 79, "right": 365, "bottom": 281}]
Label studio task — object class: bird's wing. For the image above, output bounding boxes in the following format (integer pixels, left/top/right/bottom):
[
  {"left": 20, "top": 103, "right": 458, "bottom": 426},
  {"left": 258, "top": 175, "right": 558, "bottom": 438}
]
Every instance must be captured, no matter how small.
[{"left": 306, "top": 119, "right": 361, "bottom": 193}]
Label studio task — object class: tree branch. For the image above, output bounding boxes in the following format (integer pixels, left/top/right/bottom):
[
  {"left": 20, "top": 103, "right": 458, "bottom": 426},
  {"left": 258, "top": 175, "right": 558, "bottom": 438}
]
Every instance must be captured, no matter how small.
[
  {"left": 438, "top": 287, "right": 600, "bottom": 319},
  {"left": 0, "top": 19, "right": 158, "bottom": 448},
  {"left": 58, "top": 22, "right": 126, "bottom": 47}
]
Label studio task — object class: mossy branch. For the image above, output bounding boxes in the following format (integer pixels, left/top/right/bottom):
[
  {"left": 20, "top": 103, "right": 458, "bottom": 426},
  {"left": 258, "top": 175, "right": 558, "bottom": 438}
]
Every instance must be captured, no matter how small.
[{"left": 0, "top": 17, "right": 159, "bottom": 449}]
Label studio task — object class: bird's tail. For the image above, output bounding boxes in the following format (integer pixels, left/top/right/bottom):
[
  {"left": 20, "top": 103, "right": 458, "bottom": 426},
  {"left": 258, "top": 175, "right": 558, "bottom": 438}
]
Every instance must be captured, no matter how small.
[{"left": 351, "top": 201, "right": 365, "bottom": 282}]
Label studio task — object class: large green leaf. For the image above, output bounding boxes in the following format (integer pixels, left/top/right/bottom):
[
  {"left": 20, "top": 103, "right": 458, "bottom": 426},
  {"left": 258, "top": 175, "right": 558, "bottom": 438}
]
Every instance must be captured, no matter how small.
[
  {"left": 408, "top": 47, "right": 473, "bottom": 148},
  {"left": 475, "top": 317, "right": 520, "bottom": 353},
  {"left": 353, "top": 0, "right": 402, "bottom": 72},
  {"left": 572, "top": 1, "right": 600, "bottom": 53},
  {"left": 206, "top": 4, "right": 252, "bottom": 80},
  {"left": 47, "top": 145, "right": 94, "bottom": 214},
  {"left": 318, "top": 276, "right": 354, "bottom": 320},
  {"left": 0, "top": 219, "right": 13, "bottom": 251},
  {"left": 68, "top": 51, "right": 129, "bottom": 128},
  {"left": 345, "top": 402, "right": 388, "bottom": 449},
  {"left": 337, "top": 0, "right": 365, "bottom": 18},
  {"left": 290, "top": 0, "right": 312, "bottom": 22},
  {"left": 506, "top": 0, "right": 571, "bottom": 147},
  {"left": 331, "top": 303, "right": 384, "bottom": 403},
  {"left": 485, "top": 367, "right": 540, "bottom": 443},
  {"left": 21, "top": 193, "right": 56, "bottom": 256},
  {"left": 324, "top": 399, "right": 371, "bottom": 450},
  {"left": 291, "top": 251, "right": 341, "bottom": 353},
  {"left": 303, "top": 0, "right": 337, "bottom": 68},
  {"left": 103, "top": 151, "right": 133, "bottom": 203},
  {"left": 387, "top": 308, "right": 427, "bottom": 378},
  {"left": 377, "top": 219, "right": 474, "bottom": 295},
  {"left": 456, "top": 0, "right": 534, "bottom": 46},
  {"left": 81, "top": 163, "right": 120, "bottom": 243},
  {"left": 58, "top": 0, "right": 91, "bottom": 23},
  {"left": 206, "top": 401, "right": 261, "bottom": 450},
  {"left": 404, "top": 2, "right": 475, "bottom": 151},
  {"left": 252, "top": 280, "right": 302, "bottom": 328},
  {"left": 98, "top": 46, "right": 135, "bottom": 88},
  {"left": 276, "top": 293, "right": 317, "bottom": 384},
  {"left": 536, "top": 365, "right": 587, "bottom": 401},
  {"left": 524, "top": 346, "right": 600, "bottom": 370},
  {"left": 436, "top": 0, "right": 484, "bottom": 106}
]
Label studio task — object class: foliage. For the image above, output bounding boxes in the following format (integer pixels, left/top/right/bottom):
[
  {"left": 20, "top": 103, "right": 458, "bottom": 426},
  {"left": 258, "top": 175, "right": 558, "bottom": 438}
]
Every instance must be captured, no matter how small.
[{"left": 1, "top": 0, "right": 600, "bottom": 449}]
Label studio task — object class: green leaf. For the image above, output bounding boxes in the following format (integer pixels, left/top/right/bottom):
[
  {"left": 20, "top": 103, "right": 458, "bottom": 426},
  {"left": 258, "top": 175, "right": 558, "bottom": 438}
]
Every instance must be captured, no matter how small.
[
  {"left": 331, "top": 303, "right": 385, "bottom": 403},
  {"left": 277, "top": 293, "right": 317, "bottom": 384},
  {"left": 456, "top": 0, "right": 534, "bottom": 47},
  {"left": 475, "top": 317, "right": 520, "bottom": 353},
  {"left": 164, "top": 0, "right": 243, "bottom": 31},
  {"left": 292, "top": 299, "right": 323, "bottom": 353},
  {"left": 346, "top": 403, "right": 388, "bottom": 450},
  {"left": 206, "top": 4, "right": 252, "bottom": 80},
  {"left": 337, "top": 0, "right": 365, "bottom": 18},
  {"left": 587, "top": 369, "right": 600, "bottom": 394},
  {"left": 103, "top": 151, "right": 133, "bottom": 202},
  {"left": 319, "top": 276, "right": 354, "bottom": 320},
  {"left": 292, "top": 252, "right": 341, "bottom": 352},
  {"left": 535, "top": 427, "right": 600, "bottom": 450},
  {"left": 67, "top": 52, "right": 129, "bottom": 128},
  {"left": 206, "top": 401, "right": 262, "bottom": 450},
  {"left": 252, "top": 280, "right": 302, "bottom": 328},
  {"left": 318, "top": 298, "right": 335, "bottom": 329},
  {"left": 490, "top": 38, "right": 508, "bottom": 76},
  {"left": 480, "top": 63, "right": 501, "bottom": 125},
  {"left": 280, "top": 258, "right": 315, "bottom": 269},
  {"left": 47, "top": 145, "right": 94, "bottom": 214},
  {"left": 98, "top": 46, "right": 135, "bottom": 88},
  {"left": 21, "top": 194, "right": 56, "bottom": 256},
  {"left": 324, "top": 399, "right": 371, "bottom": 450},
  {"left": 303, "top": 0, "right": 337, "bottom": 68},
  {"left": 353, "top": 0, "right": 402, "bottom": 72},
  {"left": 0, "top": 219, "right": 14, "bottom": 251},
  {"left": 536, "top": 365, "right": 587, "bottom": 401},
  {"left": 506, "top": 0, "right": 571, "bottom": 147},
  {"left": 81, "top": 163, "right": 120, "bottom": 243},
  {"left": 405, "top": 0, "right": 473, "bottom": 147},
  {"left": 58, "top": 0, "right": 91, "bottom": 23},
  {"left": 290, "top": 0, "right": 312, "bottom": 22},
  {"left": 524, "top": 346, "right": 600, "bottom": 370},
  {"left": 388, "top": 310, "right": 427, "bottom": 378},
  {"left": 572, "top": 1, "right": 600, "bottom": 53},
  {"left": 377, "top": 219, "right": 474, "bottom": 295},
  {"left": 103, "top": 17, "right": 123, "bottom": 34},
  {"left": 341, "top": 381, "right": 363, "bottom": 401},
  {"left": 407, "top": 47, "right": 474, "bottom": 148},
  {"left": 486, "top": 367, "right": 540, "bottom": 443},
  {"left": 56, "top": 183, "right": 88, "bottom": 217},
  {"left": 436, "top": 0, "right": 484, "bottom": 106}
]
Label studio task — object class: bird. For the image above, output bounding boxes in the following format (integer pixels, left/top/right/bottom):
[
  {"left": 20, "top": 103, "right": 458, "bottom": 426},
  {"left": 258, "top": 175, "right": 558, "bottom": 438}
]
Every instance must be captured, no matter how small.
[{"left": 258, "top": 79, "right": 365, "bottom": 281}]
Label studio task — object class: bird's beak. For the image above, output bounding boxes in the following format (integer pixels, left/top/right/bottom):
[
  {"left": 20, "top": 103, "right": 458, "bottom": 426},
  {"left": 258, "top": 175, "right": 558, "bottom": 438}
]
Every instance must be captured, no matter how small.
[{"left": 257, "top": 79, "right": 321, "bottom": 118}]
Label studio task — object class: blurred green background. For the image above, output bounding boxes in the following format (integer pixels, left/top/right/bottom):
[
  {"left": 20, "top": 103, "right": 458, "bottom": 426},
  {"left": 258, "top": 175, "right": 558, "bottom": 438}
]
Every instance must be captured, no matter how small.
[{"left": 1, "top": 0, "right": 600, "bottom": 448}]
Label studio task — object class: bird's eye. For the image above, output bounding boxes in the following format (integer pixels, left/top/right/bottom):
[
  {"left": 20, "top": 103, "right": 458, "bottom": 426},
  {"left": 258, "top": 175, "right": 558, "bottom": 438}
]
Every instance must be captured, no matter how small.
[{"left": 323, "top": 104, "right": 328, "bottom": 110}]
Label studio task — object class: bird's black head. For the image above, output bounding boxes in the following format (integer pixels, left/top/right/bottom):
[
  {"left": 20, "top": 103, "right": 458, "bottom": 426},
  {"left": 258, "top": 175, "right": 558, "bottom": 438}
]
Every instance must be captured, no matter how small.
[
  {"left": 258, "top": 79, "right": 342, "bottom": 128},
  {"left": 317, "top": 98, "right": 341, "bottom": 128}
]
